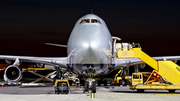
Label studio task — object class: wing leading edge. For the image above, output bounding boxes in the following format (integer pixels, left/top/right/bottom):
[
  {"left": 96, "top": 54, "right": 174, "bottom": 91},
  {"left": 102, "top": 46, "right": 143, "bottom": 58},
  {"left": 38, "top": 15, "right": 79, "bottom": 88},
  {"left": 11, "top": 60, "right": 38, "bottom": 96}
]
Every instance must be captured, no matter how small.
[{"left": 0, "top": 55, "right": 67, "bottom": 68}]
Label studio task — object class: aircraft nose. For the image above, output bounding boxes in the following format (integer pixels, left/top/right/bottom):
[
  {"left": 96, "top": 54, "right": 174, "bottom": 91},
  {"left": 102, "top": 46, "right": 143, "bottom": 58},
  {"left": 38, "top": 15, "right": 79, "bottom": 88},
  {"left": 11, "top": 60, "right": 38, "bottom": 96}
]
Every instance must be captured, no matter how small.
[
  {"left": 68, "top": 25, "right": 112, "bottom": 64},
  {"left": 81, "top": 42, "right": 101, "bottom": 64}
]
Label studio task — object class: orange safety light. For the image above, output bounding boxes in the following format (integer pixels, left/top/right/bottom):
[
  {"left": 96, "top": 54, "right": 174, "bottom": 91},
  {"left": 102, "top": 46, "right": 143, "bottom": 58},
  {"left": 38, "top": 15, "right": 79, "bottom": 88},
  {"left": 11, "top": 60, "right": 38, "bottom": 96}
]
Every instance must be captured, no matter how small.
[
  {"left": 0, "top": 69, "right": 4, "bottom": 71},
  {"left": 157, "top": 75, "right": 160, "bottom": 79},
  {"left": 153, "top": 72, "right": 157, "bottom": 77}
]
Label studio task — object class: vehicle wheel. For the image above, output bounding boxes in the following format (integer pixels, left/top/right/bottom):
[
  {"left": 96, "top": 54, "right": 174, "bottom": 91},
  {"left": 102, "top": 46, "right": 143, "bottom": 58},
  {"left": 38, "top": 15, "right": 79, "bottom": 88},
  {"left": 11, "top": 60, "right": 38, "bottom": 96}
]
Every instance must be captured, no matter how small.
[
  {"left": 119, "top": 80, "right": 122, "bottom": 86},
  {"left": 104, "top": 79, "right": 107, "bottom": 86},
  {"left": 65, "top": 90, "right": 69, "bottom": 94},
  {"left": 69, "top": 80, "right": 73, "bottom": 86},
  {"left": 81, "top": 80, "right": 85, "bottom": 86},
  {"left": 125, "top": 80, "right": 129, "bottom": 86},
  {"left": 55, "top": 90, "right": 57, "bottom": 94},
  {"left": 57, "top": 90, "right": 60, "bottom": 94},
  {"left": 137, "top": 89, "right": 144, "bottom": 93},
  {"left": 110, "top": 81, "right": 113, "bottom": 86},
  {"left": 92, "top": 83, "right": 96, "bottom": 93},
  {"left": 168, "top": 90, "right": 175, "bottom": 93},
  {"left": 98, "top": 79, "right": 101, "bottom": 86}
]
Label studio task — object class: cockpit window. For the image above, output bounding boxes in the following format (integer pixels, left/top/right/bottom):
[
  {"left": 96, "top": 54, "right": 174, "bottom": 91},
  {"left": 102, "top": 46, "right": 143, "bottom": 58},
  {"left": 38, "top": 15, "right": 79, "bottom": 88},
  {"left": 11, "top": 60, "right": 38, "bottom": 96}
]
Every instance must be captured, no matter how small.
[
  {"left": 91, "top": 19, "right": 102, "bottom": 24},
  {"left": 91, "top": 19, "right": 98, "bottom": 23},
  {"left": 79, "top": 19, "right": 102, "bottom": 24},
  {"left": 80, "top": 19, "right": 90, "bottom": 24}
]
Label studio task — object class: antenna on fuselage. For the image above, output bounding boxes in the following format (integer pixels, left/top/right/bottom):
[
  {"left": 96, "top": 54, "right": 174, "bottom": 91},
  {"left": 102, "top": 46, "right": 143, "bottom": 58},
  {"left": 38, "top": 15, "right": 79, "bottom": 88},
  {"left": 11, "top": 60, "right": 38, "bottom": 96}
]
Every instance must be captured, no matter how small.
[{"left": 90, "top": 0, "right": 93, "bottom": 14}]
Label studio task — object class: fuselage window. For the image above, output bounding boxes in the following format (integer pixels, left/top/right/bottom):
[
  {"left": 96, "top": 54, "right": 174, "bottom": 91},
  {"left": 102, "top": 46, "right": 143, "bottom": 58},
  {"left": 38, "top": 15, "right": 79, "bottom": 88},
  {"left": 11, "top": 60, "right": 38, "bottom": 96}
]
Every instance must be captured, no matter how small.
[
  {"left": 91, "top": 19, "right": 102, "bottom": 24},
  {"left": 80, "top": 19, "right": 90, "bottom": 24}
]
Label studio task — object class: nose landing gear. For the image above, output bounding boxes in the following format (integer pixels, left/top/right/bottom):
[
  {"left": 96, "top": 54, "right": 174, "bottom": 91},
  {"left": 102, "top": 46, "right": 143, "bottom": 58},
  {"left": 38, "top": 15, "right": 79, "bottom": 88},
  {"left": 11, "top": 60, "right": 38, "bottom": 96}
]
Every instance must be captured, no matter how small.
[{"left": 83, "top": 77, "right": 96, "bottom": 98}]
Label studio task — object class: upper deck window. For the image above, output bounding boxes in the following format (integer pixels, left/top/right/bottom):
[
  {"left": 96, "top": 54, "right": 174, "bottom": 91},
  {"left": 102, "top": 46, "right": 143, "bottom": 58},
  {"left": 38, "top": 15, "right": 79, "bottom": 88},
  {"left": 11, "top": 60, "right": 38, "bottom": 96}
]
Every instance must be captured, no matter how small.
[
  {"left": 80, "top": 19, "right": 90, "bottom": 24},
  {"left": 91, "top": 19, "right": 102, "bottom": 24}
]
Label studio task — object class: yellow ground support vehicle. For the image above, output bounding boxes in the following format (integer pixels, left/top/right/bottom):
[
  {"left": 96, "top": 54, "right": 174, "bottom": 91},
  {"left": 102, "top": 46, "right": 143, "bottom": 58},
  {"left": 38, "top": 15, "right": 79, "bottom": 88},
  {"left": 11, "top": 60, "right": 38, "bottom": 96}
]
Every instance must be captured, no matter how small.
[
  {"left": 117, "top": 48, "right": 180, "bottom": 93},
  {"left": 113, "top": 67, "right": 130, "bottom": 86},
  {"left": 113, "top": 68, "right": 123, "bottom": 85},
  {"left": 53, "top": 79, "right": 70, "bottom": 94},
  {"left": 130, "top": 71, "right": 180, "bottom": 93}
]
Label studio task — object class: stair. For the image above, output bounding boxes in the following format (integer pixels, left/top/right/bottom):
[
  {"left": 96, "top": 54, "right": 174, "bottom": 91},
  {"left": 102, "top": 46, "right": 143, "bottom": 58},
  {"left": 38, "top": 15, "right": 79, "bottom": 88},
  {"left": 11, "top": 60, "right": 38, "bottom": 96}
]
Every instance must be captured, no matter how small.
[{"left": 117, "top": 48, "right": 180, "bottom": 85}]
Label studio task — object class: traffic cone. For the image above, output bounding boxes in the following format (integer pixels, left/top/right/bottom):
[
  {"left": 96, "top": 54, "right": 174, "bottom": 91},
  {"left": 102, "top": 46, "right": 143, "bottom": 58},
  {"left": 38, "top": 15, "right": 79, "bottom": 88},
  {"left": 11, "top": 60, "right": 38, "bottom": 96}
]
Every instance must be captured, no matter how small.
[{"left": 2, "top": 85, "right": 4, "bottom": 89}]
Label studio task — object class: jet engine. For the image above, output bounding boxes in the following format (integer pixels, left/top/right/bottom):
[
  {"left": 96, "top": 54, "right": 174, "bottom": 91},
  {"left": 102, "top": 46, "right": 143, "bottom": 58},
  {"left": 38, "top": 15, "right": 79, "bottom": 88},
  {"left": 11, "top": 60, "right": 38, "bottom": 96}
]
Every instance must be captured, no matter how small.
[{"left": 4, "top": 65, "right": 22, "bottom": 82}]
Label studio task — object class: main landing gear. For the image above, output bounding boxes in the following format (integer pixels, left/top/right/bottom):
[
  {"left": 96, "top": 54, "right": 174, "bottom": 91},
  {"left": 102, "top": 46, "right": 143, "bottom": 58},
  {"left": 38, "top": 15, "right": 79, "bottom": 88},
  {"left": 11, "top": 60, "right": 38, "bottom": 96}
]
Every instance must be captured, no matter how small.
[
  {"left": 97, "top": 76, "right": 107, "bottom": 86},
  {"left": 84, "top": 82, "right": 96, "bottom": 93},
  {"left": 98, "top": 79, "right": 107, "bottom": 86},
  {"left": 83, "top": 77, "right": 97, "bottom": 98}
]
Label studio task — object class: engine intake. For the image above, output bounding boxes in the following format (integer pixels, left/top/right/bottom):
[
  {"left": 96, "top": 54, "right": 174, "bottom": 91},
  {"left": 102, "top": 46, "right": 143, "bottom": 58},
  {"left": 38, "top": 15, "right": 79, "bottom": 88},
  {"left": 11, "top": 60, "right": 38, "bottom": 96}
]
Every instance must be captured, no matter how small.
[{"left": 4, "top": 65, "right": 22, "bottom": 82}]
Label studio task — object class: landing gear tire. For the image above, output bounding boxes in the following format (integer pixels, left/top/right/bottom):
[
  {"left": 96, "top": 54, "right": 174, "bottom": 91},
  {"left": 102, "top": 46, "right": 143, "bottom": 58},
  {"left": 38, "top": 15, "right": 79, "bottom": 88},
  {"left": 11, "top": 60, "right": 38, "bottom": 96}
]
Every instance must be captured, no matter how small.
[
  {"left": 125, "top": 80, "right": 129, "bottom": 86},
  {"left": 92, "top": 83, "right": 96, "bottom": 93},
  {"left": 168, "top": 90, "right": 175, "bottom": 93},
  {"left": 81, "top": 80, "right": 85, "bottom": 86},
  {"left": 55, "top": 90, "right": 57, "bottom": 94},
  {"left": 69, "top": 80, "right": 73, "bottom": 86},
  {"left": 84, "top": 83, "right": 89, "bottom": 93},
  {"left": 104, "top": 79, "right": 107, "bottom": 86},
  {"left": 137, "top": 89, "right": 144, "bottom": 93},
  {"left": 55, "top": 89, "right": 59, "bottom": 94},
  {"left": 98, "top": 79, "right": 101, "bottom": 86},
  {"left": 119, "top": 80, "right": 122, "bottom": 86},
  {"left": 65, "top": 90, "right": 69, "bottom": 94}
]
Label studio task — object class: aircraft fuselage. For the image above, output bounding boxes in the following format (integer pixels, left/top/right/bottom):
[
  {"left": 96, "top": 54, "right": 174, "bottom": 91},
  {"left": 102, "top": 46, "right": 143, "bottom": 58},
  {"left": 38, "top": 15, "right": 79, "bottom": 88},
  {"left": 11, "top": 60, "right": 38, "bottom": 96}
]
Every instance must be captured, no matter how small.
[{"left": 67, "top": 14, "right": 113, "bottom": 76}]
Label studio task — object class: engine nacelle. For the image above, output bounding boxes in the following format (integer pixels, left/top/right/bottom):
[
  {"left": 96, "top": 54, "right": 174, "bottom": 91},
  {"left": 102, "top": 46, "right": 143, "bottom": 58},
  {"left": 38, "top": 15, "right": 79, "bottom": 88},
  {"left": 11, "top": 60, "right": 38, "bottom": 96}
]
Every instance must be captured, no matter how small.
[{"left": 4, "top": 65, "right": 22, "bottom": 82}]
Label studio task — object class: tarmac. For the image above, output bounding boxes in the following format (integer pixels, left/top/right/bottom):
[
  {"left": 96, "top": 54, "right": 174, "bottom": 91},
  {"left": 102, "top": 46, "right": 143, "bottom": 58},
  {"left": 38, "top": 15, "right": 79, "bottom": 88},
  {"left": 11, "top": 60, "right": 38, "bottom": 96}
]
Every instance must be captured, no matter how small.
[{"left": 1, "top": 85, "right": 180, "bottom": 101}]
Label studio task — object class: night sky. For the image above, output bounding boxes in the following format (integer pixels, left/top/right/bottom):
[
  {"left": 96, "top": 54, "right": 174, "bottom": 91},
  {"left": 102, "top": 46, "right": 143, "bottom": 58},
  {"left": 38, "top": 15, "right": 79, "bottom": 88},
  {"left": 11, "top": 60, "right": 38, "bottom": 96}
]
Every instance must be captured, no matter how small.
[{"left": 0, "top": 0, "right": 180, "bottom": 57}]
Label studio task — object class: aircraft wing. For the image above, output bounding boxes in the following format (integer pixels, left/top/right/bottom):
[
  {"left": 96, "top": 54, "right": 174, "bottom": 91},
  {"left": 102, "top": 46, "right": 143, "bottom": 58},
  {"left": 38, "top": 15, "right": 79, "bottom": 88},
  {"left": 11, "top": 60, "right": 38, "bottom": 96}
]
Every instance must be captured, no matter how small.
[
  {"left": 0, "top": 55, "right": 67, "bottom": 68},
  {"left": 114, "top": 56, "right": 180, "bottom": 69}
]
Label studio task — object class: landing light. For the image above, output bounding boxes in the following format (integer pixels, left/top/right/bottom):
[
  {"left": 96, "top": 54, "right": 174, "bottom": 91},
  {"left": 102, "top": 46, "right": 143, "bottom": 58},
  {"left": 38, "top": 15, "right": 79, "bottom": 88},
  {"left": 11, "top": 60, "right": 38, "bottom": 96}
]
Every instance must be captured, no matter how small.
[
  {"left": 90, "top": 42, "right": 97, "bottom": 48},
  {"left": 83, "top": 42, "right": 97, "bottom": 48},
  {"left": 83, "top": 43, "right": 89, "bottom": 48}
]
